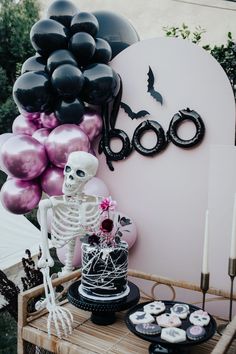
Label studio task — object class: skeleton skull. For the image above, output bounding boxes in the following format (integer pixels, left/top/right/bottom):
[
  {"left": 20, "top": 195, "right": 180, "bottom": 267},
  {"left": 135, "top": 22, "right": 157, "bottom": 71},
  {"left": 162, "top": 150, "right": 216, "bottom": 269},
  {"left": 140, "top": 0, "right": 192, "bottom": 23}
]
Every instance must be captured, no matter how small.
[{"left": 62, "top": 151, "right": 98, "bottom": 196}]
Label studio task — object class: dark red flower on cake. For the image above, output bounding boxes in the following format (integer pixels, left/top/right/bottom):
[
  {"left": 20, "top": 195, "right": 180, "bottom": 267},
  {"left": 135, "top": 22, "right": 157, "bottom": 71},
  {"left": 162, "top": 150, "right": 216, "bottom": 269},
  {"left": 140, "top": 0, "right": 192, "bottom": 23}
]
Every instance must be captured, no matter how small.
[
  {"left": 88, "top": 234, "right": 100, "bottom": 245},
  {"left": 100, "top": 218, "right": 114, "bottom": 233}
]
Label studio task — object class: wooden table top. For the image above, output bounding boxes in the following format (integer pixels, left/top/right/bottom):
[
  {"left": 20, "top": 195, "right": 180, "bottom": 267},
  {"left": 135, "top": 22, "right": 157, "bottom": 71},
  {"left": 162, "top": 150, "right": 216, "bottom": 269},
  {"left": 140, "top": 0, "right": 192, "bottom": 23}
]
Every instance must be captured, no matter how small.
[{"left": 22, "top": 302, "right": 236, "bottom": 354}]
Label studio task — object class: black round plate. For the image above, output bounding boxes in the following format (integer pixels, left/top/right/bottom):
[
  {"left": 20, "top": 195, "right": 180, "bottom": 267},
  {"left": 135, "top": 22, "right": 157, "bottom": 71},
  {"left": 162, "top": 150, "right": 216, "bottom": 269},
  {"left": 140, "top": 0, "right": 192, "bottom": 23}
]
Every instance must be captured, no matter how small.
[{"left": 125, "top": 300, "right": 216, "bottom": 348}]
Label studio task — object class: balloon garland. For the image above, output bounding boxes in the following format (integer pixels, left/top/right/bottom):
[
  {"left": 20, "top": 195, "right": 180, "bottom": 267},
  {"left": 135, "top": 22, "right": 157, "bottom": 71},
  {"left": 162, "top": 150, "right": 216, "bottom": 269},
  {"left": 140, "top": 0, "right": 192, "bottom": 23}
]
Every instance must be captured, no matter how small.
[{"left": 0, "top": 0, "right": 140, "bottom": 214}]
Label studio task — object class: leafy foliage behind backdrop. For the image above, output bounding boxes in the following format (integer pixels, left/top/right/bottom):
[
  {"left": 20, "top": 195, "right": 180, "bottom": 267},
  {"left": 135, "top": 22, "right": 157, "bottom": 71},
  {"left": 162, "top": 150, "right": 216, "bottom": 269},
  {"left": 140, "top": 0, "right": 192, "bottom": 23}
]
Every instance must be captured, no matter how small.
[{"left": 0, "top": 0, "right": 39, "bottom": 134}]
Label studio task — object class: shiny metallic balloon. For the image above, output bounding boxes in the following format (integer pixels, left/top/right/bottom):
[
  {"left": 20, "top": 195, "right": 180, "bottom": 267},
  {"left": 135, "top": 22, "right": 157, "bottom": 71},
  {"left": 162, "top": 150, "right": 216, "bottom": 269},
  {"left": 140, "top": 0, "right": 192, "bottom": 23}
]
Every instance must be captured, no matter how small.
[
  {"left": 0, "top": 133, "right": 14, "bottom": 172},
  {"left": 93, "top": 10, "right": 140, "bottom": 58},
  {"left": 46, "top": 0, "right": 78, "bottom": 28},
  {"left": 47, "top": 49, "right": 77, "bottom": 74},
  {"left": 79, "top": 108, "right": 103, "bottom": 141},
  {"left": 13, "top": 71, "right": 51, "bottom": 113},
  {"left": 19, "top": 109, "right": 41, "bottom": 121},
  {"left": 1, "top": 135, "right": 48, "bottom": 180},
  {"left": 40, "top": 112, "right": 60, "bottom": 129},
  {"left": 69, "top": 32, "right": 96, "bottom": 65},
  {"left": 40, "top": 165, "right": 64, "bottom": 196},
  {"left": 82, "top": 63, "right": 120, "bottom": 105},
  {"left": 70, "top": 12, "right": 99, "bottom": 37},
  {"left": 51, "top": 64, "right": 84, "bottom": 98},
  {"left": 32, "top": 128, "right": 51, "bottom": 145},
  {"left": 0, "top": 178, "right": 42, "bottom": 214},
  {"left": 54, "top": 97, "right": 85, "bottom": 124},
  {"left": 83, "top": 177, "right": 109, "bottom": 197},
  {"left": 30, "top": 19, "right": 69, "bottom": 57},
  {"left": 21, "top": 55, "right": 46, "bottom": 74},
  {"left": 93, "top": 38, "right": 112, "bottom": 64},
  {"left": 12, "top": 114, "right": 39, "bottom": 135},
  {"left": 45, "top": 124, "right": 90, "bottom": 168}
]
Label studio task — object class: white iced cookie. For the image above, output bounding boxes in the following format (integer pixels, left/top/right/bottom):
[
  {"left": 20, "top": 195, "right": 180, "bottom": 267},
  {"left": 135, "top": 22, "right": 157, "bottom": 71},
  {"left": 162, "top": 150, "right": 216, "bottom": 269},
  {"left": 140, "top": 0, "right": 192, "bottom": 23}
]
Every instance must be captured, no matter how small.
[
  {"left": 189, "top": 310, "right": 210, "bottom": 326},
  {"left": 129, "top": 311, "right": 154, "bottom": 324},
  {"left": 170, "top": 303, "right": 190, "bottom": 319},
  {"left": 143, "top": 301, "right": 166, "bottom": 315},
  {"left": 156, "top": 313, "right": 182, "bottom": 328},
  {"left": 161, "top": 327, "right": 186, "bottom": 343}
]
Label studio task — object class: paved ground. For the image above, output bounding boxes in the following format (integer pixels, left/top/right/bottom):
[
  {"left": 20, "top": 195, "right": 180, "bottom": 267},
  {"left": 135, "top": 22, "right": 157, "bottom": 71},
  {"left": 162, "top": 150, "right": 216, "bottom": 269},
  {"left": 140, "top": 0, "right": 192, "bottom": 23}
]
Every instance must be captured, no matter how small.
[{"left": 40, "top": 0, "right": 236, "bottom": 45}]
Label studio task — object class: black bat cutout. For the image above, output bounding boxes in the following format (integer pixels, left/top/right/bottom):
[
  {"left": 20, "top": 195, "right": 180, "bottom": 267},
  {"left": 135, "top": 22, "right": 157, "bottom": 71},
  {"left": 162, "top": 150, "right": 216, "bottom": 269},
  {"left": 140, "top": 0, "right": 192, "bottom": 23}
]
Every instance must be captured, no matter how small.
[
  {"left": 120, "top": 102, "right": 150, "bottom": 120},
  {"left": 147, "top": 66, "right": 163, "bottom": 104}
]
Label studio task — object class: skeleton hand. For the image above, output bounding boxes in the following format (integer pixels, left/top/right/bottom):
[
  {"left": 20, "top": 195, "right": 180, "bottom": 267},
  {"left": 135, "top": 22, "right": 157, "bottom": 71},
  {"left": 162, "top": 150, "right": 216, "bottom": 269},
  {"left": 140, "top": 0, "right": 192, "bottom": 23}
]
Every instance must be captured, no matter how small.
[
  {"left": 46, "top": 301, "right": 73, "bottom": 338},
  {"left": 41, "top": 267, "right": 73, "bottom": 338}
]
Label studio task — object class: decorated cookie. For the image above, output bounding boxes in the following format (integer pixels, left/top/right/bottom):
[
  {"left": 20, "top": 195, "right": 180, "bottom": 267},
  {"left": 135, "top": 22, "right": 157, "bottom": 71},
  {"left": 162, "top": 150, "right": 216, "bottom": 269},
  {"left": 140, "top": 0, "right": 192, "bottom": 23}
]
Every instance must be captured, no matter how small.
[
  {"left": 189, "top": 310, "right": 210, "bottom": 326},
  {"left": 161, "top": 327, "right": 186, "bottom": 343},
  {"left": 156, "top": 313, "right": 182, "bottom": 328},
  {"left": 186, "top": 325, "right": 206, "bottom": 341},
  {"left": 135, "top": 323, "right": 162, "bottom": 335},
  {"left": 143, "top": 301, "right": 166, "bottom": 315},
  {"left": 129, "top": 311, "right": 154, "bottom": 324},
  {"left": 170, "top": 303, "right": 190, "bottom": 319}
]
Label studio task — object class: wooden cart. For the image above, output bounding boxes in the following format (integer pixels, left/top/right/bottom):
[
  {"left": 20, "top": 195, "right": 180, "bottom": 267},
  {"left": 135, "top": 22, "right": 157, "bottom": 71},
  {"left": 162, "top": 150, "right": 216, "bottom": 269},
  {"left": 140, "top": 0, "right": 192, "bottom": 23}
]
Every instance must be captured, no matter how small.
[{"left": 18, "top": 269, "right": 236, "bottom": 354}]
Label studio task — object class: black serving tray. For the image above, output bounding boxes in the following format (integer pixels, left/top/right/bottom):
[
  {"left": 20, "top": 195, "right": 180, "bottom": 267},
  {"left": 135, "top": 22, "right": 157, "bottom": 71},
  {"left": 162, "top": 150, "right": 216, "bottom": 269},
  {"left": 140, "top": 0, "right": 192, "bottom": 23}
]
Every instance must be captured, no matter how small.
[{"left": 125, "top": 300, "right": 216, "bottom": 353}]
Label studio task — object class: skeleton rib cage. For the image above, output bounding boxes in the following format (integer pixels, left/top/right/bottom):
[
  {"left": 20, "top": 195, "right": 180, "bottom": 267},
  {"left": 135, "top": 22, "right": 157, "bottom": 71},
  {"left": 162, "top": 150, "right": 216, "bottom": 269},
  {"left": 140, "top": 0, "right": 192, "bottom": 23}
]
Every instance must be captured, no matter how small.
[{"left": 51, "top": 197, "right": 101, "bottom": 247}]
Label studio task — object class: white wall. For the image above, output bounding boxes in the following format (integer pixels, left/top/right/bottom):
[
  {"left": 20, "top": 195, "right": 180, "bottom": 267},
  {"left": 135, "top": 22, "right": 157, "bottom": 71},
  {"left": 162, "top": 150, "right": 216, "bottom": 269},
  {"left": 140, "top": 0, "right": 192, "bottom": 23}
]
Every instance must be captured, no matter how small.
[{"left": 40, "top": 0, "right": 236, "bottom": 46}]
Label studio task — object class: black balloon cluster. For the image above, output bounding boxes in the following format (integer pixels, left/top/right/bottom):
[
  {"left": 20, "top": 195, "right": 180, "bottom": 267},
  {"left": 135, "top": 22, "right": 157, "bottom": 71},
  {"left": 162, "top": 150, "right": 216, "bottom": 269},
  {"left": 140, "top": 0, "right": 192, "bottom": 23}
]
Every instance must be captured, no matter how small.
[{"left": 13, "top": 0, "right": 120, "bottom": 124}]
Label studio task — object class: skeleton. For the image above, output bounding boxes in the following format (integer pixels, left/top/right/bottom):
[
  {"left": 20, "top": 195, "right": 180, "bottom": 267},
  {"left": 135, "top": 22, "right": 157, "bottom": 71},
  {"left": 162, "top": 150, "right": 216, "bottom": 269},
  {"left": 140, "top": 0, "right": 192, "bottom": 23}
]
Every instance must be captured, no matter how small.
[{"left": 37, "top": 151, "right": 102, "bottom": 338}]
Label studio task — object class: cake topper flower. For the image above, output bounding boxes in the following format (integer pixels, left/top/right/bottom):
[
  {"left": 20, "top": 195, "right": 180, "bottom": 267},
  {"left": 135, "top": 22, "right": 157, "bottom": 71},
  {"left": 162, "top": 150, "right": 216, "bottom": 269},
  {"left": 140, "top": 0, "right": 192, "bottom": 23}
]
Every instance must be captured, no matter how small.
[
  {"left": 99, "top": 196, "right": 117, "bottom": 212},
  {"left": 81, "top": 197, "right": 131, "bottom": 247}
]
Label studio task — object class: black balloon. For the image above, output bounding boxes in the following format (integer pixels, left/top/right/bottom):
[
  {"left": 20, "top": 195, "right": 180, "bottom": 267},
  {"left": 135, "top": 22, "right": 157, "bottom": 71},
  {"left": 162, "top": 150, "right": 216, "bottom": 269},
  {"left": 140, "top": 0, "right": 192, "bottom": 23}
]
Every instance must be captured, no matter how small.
[
  {"left": 30, "top": 19, "right": 68, "bottom": 57},
  {"left": 54, "top": 97, "right": 85, "bottom": 124},
  {"left": 167, "top": 108, "right": 205, "bottom": 148},
  {"left": 132, "top": 120, "right": 167, "bottom": 156},
  {"left": 51, "top": 64, "right": 84, "bottom": 98},
  {"left": 13, "top": 71, "right": 52, "bottom": 113},
  {"left": 93, "top": 10, "right": 140, "bottom": 59},
  {"left": 82, "top": 63, "right": 120, "bottom": 105},
  {"left": 69, "top": 32, "right": 96, "bottom": 65},
  {"left": 92, "top": 38, "right": 112, "bottom": 64},
  {"left": 21, "top": 55, "right": 46, "bottom": 74},
  {"left": 47, "top": 49, "right": 77, "bottom": 74},
  {"left": 70, "top": 12, "right": 99, "bottom": 37},
  {"left": 46, "top": 0, "right": 78, "bottom": 27}
]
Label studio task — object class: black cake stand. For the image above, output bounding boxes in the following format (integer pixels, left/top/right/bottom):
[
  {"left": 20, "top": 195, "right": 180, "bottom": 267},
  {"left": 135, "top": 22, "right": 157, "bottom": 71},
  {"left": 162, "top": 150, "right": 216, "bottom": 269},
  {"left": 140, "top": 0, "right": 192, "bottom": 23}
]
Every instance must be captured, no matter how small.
[
  {"left": 67, "top": 280, "right": 140, "bottom": 325},
  {"left": 125, "top": 301, "right": 217, "bottom": 354}
]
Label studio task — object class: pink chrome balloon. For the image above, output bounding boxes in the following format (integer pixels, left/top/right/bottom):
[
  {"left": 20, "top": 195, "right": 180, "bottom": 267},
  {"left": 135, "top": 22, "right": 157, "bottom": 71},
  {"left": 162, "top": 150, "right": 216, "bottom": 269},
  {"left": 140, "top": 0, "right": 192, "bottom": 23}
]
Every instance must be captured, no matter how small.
[
  {"left": 112, "top": 211, "right": 137, "bottom": 249},
  {"left": 45, "top": 124, "right": 90, "bottom": 168},
  {"left": 79, "top": 108, "right": 103, "bottom": 142},
  {"left": 40, "top": 165, "right": 64, "bottom": 196},
  {"left": 12, "top": 114, "right": 39, "bottom": 135},
  {"left": 19, "top": 108, "right": 41, "bottom": 121},
  {"left": 40, "top": 112, "right": 60, "bottom": 129},
  {"left": 83, "top": 177, "right": 109, "bottom": 197},
  {"left": 0, "top": 133, "right": 14, "bottom": 172},
  {"left": 1, "top": 135, "right": 48, "bottom": 180},
  {"left": 57, "top": 237, "right": 82, "bottom": 268},
  {"left": 0, "top": 178, "right": 42, "bottom": 214},
  {"left": 32, "top": 128, "right": 51, "bottom": 145}
]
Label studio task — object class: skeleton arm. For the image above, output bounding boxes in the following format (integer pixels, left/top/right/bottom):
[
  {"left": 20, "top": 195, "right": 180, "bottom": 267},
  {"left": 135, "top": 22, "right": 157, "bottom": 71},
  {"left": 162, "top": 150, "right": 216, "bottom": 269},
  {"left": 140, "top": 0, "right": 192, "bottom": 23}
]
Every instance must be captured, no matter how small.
[
  {"left": 37, "top": 199, "right": 54, "bottom": 269},
  {"left": 37, "top": 197, "right": 74, "bottom": 338}
]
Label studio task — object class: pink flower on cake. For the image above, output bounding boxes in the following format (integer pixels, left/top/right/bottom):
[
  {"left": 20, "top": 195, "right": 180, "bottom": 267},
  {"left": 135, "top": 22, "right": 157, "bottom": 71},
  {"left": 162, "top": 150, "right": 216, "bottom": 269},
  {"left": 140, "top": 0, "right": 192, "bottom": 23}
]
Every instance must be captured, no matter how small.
[{"left": 100, "top": 197, "right": 117, "bottom": 212}]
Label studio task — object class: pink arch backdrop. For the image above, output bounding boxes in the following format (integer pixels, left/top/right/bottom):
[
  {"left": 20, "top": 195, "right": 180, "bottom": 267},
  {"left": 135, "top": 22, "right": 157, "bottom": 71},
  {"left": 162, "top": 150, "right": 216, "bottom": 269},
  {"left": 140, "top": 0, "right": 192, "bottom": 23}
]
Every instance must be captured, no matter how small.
[{"left": 96, "top": 38, "right": 235, "bottom": 300}]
